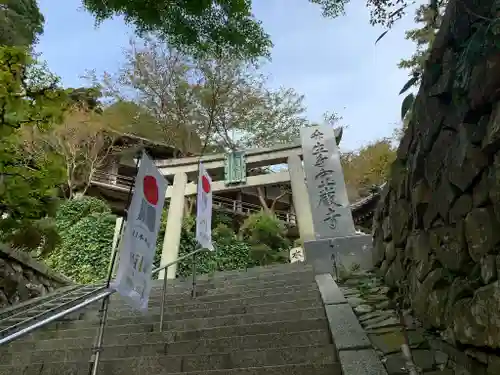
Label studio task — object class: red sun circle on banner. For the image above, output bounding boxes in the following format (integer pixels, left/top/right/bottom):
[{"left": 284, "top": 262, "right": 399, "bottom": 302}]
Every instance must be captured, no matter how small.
[
  {"left": 201, "top": 175, "right": 211, "bottom": 194},
  {"left": 143, "top": 175, "right": 159, "bottom": 205}
]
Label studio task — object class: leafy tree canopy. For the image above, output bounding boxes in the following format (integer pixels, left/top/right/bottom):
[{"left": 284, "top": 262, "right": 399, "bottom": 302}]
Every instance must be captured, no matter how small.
[
  {"left": 0, "top": 47, "right": 86, "bottom": 254},
  {"left": 86, "top": 36, "right": 318, "bottom": 152},
  {"left": 342, "top": 138, "right": 397, "bottom": 200},
  {"left": 81, "top": 0, "right": 272, "bottom": 59},
  {"left": 0, "top": 0, "right": 45, "bottom": 47}
]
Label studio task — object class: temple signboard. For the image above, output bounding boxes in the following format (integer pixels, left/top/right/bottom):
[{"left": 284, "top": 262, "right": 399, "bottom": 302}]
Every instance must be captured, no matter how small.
[
  {"left": 224, "top": 151, "right": 246, "bottom": 185},
  {"left": 300, "top": 125, "right": 356, "bottom": 239}
]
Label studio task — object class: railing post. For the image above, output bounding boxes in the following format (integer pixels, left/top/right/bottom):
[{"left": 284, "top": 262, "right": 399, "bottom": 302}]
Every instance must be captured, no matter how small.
[
  {"left": 191, "top": 251, "right": 197, "bottom": 299},
  {"left": 159, "top": 265, "right": 169, "bottom": 332}
]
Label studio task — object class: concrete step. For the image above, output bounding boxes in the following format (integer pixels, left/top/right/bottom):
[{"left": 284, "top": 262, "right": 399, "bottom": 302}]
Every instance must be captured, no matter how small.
[
  {"left": 30, "top": 307, "right": 326, "bottom": 340},
  {"left": 153, "top": 263, "right": 313, "bottom": 285},
  {"left": 0, "top": 362, "right": 340, "bottom": 375},
  {"left": 6, "top": 318, "right": 328, "bottom": 352},
  {"left": 108, "top": 283, "right": 319, "bottom": 310},
  {"left": 150, "top": 268, "right": 316, "bottom": 291},
  {"left": 107, "top": 296, "right": 323, "bottom": 321},
  {"left": 0, "top": 330, "right": 331, "bottom": 366},
  {"left": 94, "top": 289, "right": 322, "bottom": 318},
  {"left": 7, "top": 335, "right": 334, "bottom": 371},
  {"left": 1, "top": 344, "right": 336, "bottom": 373},
  {"left": 0, "top": 283, "right": 318, "bottom": 330},
  {"left": 129, "top": 278, "right": 319, "bottom": 302},
  {"left": 38, "top": 296, "right": 322, "bottom": 332}
]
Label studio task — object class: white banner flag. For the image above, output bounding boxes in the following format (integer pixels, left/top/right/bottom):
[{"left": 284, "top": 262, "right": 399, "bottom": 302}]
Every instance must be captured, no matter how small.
[
  {"left": 195, "top": 162, "right": 214, "bottom": 250},
  {"left": 111, "top": 152, "right": 167, "bottom": 311}
]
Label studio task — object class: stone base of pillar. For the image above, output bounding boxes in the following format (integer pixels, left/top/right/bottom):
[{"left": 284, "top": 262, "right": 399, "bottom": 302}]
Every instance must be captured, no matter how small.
[{"left": 303, "top": 234, "right": 373, "bottom": 275}]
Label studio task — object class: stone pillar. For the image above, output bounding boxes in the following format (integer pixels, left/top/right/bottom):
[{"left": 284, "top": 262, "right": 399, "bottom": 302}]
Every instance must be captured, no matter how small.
[
  {"left": 287, "top": 154, "right": 315, "bottom": 241},
  {"left": 159, "top": 172, "right": 187, "bottom": 280}
]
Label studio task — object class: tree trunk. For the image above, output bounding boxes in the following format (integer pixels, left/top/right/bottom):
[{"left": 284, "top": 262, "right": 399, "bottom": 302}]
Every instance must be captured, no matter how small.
[{"left": 256, "top": 187, "right": 271, "bottom": 214}]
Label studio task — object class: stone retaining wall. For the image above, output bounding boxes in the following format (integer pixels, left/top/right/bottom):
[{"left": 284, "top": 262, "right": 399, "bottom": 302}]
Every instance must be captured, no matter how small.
[
  {"left": 372, "top": 0, "right": 500, "bottom": 369},
  {"left": 0, "top": 245, "right": 72, "bottom": 309}
]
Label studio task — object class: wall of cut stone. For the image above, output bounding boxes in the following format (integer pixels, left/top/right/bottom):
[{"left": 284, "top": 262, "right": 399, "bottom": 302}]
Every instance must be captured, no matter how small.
[
  {"left": 0, "top": 245, "right": 72, "bottom": 309},
  {"left": 372, "top": 0, "right": 500, "bottom": 368}
]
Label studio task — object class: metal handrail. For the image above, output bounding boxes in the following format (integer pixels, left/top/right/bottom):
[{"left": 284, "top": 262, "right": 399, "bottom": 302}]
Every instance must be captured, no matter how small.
[
  {"left": 0, "top": 285, "right": 108, "bottom": 339},
  {"left": 0, "top": 284, "right": 99, "bottom": 325},
  {"left": 0, "top": 247, "right": 205, "bottom": 347}
]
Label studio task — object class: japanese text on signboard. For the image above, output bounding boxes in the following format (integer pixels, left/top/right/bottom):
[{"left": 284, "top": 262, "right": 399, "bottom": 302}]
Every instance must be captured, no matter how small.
[{"left": 310, "top": 129, "right": 341, "bottom": 230}]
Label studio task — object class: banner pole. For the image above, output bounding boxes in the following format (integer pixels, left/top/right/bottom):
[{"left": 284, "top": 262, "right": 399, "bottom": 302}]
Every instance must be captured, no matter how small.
[{"left": 89, "top": 150, "right": 143, "bottom": 375}]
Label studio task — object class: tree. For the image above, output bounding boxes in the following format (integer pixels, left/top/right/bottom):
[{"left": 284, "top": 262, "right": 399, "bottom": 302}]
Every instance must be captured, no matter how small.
[
  {"left": 256, "top": 184, "right": 291, "bottom": 215},
  {"left": 88, "top": 36, "right": 310, "bottom": 152},
  {"left": 0, "top": 0, "right": 45, "bottom": 47},
  {"left": 398, "top": 2, "right": 446, "bottom": 82},
  {"left": 24, "top": 107, "right": 124, "bottom": 199},
  {"left": 0, "top": 47, "right": 70, "bottom": 253},
  {"left": 342, "top": 138, "right": 397, "bottom": 200},
  {"left": 81, "top": 0, "right": 271, "bottom": 59},
  {"left": 310, "top": 0, "right": 423, "bottom": 27}
]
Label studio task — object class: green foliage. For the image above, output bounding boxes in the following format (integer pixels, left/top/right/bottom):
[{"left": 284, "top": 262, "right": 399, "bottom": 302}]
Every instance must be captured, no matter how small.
[
  {"left": 48, "top": 201, "right": 288, "bottom": 283},
  {"left": 81, "top": 0, "right": 272, "bottom": 59},
  {"left": 89, "top": 37, "right": 312, "bottom": 151},
  {"left": 240, "top": 211, "right": 289, "bottom": 266},
  {"left": 398, "top": 2, "right": 446, "bottom": 79},
  {"left": 55, "top": 196, "right": 112, "bottom": 233},
  {"left": 240, "top": 211, "right": 289, "bottom": 249},
  {"left": 0, "top": 47, "right": 91, "bottom": 254},
  {"left": 175, "top": 224, "right": 252, "bottom": 277},
  {"left": 45, "top": 197, "right": 116, "bottom": 284},
  {"left": 154, "top": 212, "right": 252, "bottom": 278},
  {"left": 0, "top": 47, "right": 68, "bottom": 131},
  {"left": 342, "top": 138, "right": 396, "bottom": 200},
  {"left": 0, "top": 0, "right": 45, "bottom": 47}
]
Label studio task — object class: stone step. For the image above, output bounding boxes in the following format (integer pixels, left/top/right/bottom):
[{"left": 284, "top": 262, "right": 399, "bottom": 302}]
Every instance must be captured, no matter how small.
[
  {"left": 0, "top": 287, "right": 321, "bottom": 333},
  {"left": 3, "top": 329, "right": 330, "bottom": 360},
  {"left": 46, "top": 296, "right": 324, "bottom": 331},
  {"left": 112, "top": 282, "right": 319, "bottom": 306},
  {"left": 0, "top": 264, "right": 312, "bottom": 322},
  {"left": 6, "top": 318, "right": 329, "bottom": 352},
  {"left": 136, "top": 277, "right": 317, "bottom": 300},
  {"left": 104, "top": 289, "right": 321, "bottom": 316},
  {"left": 0, "top": 283, "right": 318, "bottom": 329},
  {"left": 6, "top": 335, "right": 335, "bottom": 371},
  {"left": 152, "top": 263, "right": 312, "bottom": 285},
  {"left": 2, "top": 345, "right": 336, "bottom": 373},
  {"left": 30, "top": 307, "right": 325, "bottom": 340},
  {"left": 0, "top": 362, "right": 339, "bottom": 375},
  {"left": 0, "top": 266, "right": 314, "bottom": 328},
  {"left": 150, "top": 269, "right": 316, "bottom": 290}
]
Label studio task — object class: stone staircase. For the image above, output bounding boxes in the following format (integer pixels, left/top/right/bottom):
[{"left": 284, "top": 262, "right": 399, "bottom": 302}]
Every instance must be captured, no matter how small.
[{"left": 0, "top": 263, "right": 340, "bottom": 375}]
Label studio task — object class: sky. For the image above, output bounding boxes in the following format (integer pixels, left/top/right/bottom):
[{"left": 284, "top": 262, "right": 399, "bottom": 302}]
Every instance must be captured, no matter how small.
[{"left": 36, "top": 0, "right": 418, "bottom": 151}]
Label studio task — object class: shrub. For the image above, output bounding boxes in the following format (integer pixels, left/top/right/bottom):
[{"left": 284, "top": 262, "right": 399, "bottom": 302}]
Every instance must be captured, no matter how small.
[
  {"left": 47, "top": 198, "right": 117, "bottom": 284},
  {"left": 50, "top": 198, "right": 288, "bottom": 284},
  {"left": 240, "top": 211, "right": 290, "bottom": 266}
]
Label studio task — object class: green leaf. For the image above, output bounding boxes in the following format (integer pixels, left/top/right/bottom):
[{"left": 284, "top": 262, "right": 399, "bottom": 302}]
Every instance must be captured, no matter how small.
[
  {"left": 375, "top": 30, "right": 389, "bottom": 44},
  {"left": 401, "top": 93, "right": 415, "bottom": 120},
  {"left": 399, "top": 75, "right": 419, "bottom": 95}
]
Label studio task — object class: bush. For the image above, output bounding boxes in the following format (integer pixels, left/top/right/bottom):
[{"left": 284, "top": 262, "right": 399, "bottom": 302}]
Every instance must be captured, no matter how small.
[
  {"left": 46, "top": 197, "right": 117, "bottom": 284},
  {"left": 55, "top": 197, "right": 112, "bottom": 233},
  {"left": 240, "top": 211, "right": 290, "bottom": 266},
  {"left": 155, "top": 213, "right": 252, "bottom": 278},
  {"left": 49, "top": 199, "right": 290, "bottom": 284}
]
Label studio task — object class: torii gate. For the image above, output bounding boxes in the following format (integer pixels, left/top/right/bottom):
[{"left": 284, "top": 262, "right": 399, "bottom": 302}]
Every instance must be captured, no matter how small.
[{"left": 156, "top": 142, "right": 316, "bottom": 279}]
